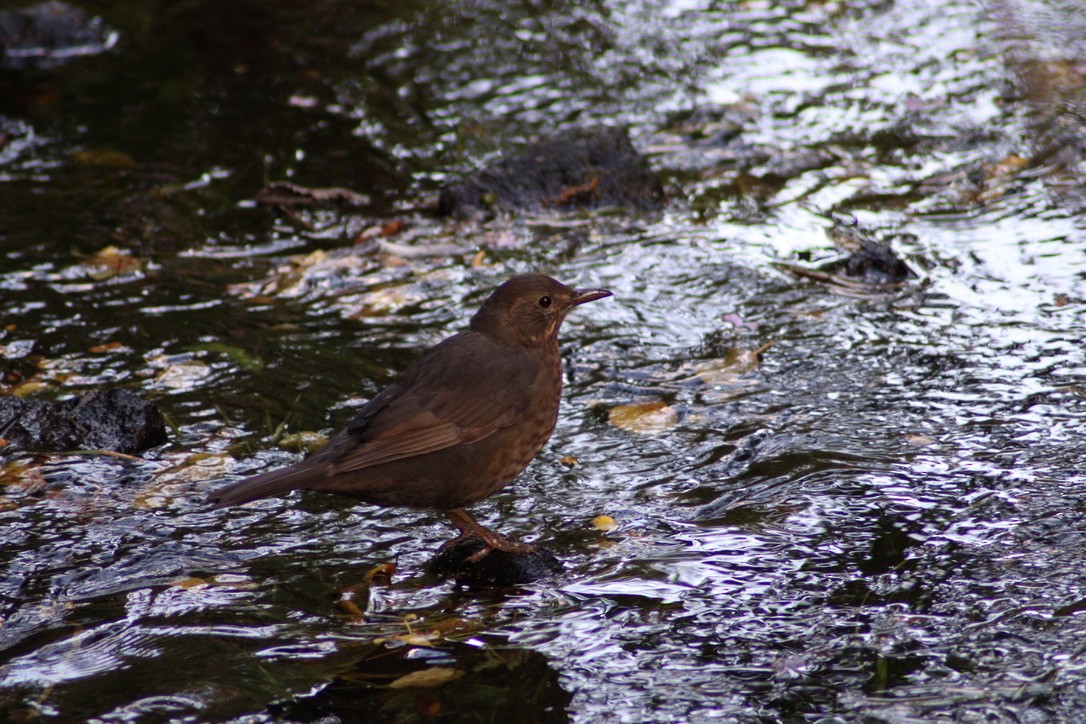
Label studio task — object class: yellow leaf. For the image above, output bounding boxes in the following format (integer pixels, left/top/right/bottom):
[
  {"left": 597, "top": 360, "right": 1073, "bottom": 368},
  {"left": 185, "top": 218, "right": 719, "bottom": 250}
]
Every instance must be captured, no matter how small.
[
  {"left": 279, "top": 431, "right": 328, "bottom": 454},
  {"left": 592, "top": 515, "right": 618, "bottom": 531},
  {"left": 11, "top": 380, "right": 48, "bottom": 397}
]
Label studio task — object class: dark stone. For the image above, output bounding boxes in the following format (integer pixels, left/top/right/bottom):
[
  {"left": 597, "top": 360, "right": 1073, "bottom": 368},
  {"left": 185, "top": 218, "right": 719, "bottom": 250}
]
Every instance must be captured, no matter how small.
[
  {"left": 428, "top": 536, "right": 563, "bottom": 586},
  {"left": 0, "top": 388, "right": 168, "bottom": 455},
  {"left": 438, "top": 127, "right": 665, "bottom": 218}
]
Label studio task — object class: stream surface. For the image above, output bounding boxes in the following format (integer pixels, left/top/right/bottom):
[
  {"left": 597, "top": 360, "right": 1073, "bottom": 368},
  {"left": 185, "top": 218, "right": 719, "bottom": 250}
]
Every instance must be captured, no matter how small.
[{"left": 2, "top": 0, "right": 1086, "bottom": 721}]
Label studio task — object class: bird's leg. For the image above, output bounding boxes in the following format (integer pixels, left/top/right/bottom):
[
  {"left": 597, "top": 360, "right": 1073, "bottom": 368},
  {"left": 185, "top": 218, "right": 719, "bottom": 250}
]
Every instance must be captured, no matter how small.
[{"left": 444, "top": 508, "right": 536, "bottom": 561}]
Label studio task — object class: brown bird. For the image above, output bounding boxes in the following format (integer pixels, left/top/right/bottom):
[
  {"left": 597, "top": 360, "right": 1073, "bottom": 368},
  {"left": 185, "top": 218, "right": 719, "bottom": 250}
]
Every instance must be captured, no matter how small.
[{"left": 207, "top": 273, "right": 612, "bottom": 558}]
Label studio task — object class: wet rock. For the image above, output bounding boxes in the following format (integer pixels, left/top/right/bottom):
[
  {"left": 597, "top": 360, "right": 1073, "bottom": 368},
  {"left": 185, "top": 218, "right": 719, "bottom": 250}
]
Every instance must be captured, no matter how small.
[
  {"left": 0, "top": 1, "right": 117, "bottom": 71},
  {"left": 438, "top": 127, "right": 665, "bottom": 218},
  {"left": 832, "top": 240, "right": 914, "bottom": 285},
  {"left": 0, "top": 388, "right": 167, "bottom": 455},
  {"left": 428, "top": 536, "right": 563, "bottom": 586}
]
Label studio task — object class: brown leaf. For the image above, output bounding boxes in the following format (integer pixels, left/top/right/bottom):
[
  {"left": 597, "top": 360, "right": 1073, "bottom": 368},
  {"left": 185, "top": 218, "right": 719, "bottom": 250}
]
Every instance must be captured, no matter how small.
[
  {"left": 82, "top": 246, "right": 142, "bottom": 280},
  {"left": 72, "top": 148, "right": 136, "bottom": 168},
  {"left": 388, "top": 667, "right": 464, "bottom": 689},
  {"left": 608, "top": 401, "right": 678, "bottom": 435},
  {"left": 89, "top": 341, "right": 126, "bottom": 353}
]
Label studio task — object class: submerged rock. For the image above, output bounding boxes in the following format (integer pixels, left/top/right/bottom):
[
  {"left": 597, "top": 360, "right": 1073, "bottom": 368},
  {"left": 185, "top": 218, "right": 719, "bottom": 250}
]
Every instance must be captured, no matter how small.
[
  {"left": 0, "top": 388, "right": 167, "bottom": 455},
  {"left": 833, "top": 240, "right": 914, "bottom": 285},
  {"left": 438, "top": 127, "right": 665, "bottom": 218},
  {"left": 0, "top": 1, "right": 117, "bottom": 71},
  {"left": 428, "top": 536, "right": 563, "bottom": 586}
]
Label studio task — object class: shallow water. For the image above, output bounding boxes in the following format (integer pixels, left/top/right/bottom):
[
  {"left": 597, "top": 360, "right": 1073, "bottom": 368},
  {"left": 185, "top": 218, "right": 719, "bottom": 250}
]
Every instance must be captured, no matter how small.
[{"left": 3, "top": 0, "right": 1086, "bottom": 720}]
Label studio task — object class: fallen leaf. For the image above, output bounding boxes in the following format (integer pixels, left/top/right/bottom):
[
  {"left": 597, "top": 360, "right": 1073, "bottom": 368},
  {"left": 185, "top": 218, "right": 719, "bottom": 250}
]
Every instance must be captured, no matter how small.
[
  {"left": 905, "top": 434, "right": 935, "bottom": 447},
  {"left": 592, "top": 515, "right": 618, "bottom": 531},
  {"left": 608, "top": 401, "right": 678, "bottom": 435},
  {"left": 0, "top": 460, "right": 46, "bottom": 492},
  {"left": 89, "top": 341, "right": 127, "bottom": 353},
  {"left": 151, "top": 358, "right": 210, "bottom": 391},
  {"left": 170, "top": 577, "right": 208, "bottom": 590},
  {"left": 72, "top": 148, "right": 136, "bottom": 168},
  {"left": 721, "top": 313, "right": 760, "bottom": 331},
  {"left": 338, "top": 583, "right": 369, "bottom": 617},
  {"left": 388, "top": 667, "right": 464, "bottom": 689},
  {"left": 560, "top": 456, "right": 578, "bottom": 467},
  {"left": 11, "top": 380, "right": 48, "bottom": 397},
  {"left": 82, "top": 246, "right": 142, "bottom": 280},
  {"left": 363, "top": 562, "right": 396, "bottom": 582},
  {"left": 694, "top": 343, "right": 771, "bottom": 385},
  {"left": 278, "top": 431, "right": 328, "bottom": 454},
  {"left": 380, "top": 219, "right": 407, "bottom": 236},
  {"left": 415, "top": 696, "right": 442, "bottom": 717}
]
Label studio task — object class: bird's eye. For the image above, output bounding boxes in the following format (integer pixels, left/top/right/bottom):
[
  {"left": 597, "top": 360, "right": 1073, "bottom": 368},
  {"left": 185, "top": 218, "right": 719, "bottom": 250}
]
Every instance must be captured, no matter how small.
[{"left": 538, "top": 295, "right": 552, "bottom": 308}]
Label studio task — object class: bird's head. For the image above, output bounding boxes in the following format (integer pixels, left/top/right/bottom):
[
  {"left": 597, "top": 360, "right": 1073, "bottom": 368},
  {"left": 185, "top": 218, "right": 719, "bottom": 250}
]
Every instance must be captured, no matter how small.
[{"left": 470, "top": 273, "right": 612, "bottom": 348}]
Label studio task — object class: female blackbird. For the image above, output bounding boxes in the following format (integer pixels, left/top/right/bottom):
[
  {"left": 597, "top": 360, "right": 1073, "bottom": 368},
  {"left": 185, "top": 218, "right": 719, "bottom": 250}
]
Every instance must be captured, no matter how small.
[{"left": 207, "top": 274, "right": 612, "bottom": 558}]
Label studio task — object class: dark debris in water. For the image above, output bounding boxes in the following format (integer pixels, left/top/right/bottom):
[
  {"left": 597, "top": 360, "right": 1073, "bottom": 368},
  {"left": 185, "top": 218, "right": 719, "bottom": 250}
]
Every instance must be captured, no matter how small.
[
  {"left": 427, "top": 537, "right": 563, "bottom": 587},
  {"left": 438, "top": 127, "right": 665, "bottom": 218},
  {"left": 270, "top": 637, "right": 571, "bottom": 722}
]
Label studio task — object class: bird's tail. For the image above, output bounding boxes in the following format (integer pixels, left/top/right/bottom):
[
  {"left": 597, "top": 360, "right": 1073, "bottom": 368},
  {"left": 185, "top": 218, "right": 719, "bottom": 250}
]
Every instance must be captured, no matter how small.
[{"left": 205, "top": 464, "right": 325, "bottom": 509}]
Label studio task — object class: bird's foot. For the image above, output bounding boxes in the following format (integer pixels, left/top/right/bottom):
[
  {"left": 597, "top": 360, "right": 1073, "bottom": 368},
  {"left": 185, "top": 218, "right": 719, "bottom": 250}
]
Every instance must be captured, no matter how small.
[
  {"left": 464, "top": 535, "right": 536, "bottom": 563},
  {"left": 444, "top": 508, "right": 536, "bottom": 562}
]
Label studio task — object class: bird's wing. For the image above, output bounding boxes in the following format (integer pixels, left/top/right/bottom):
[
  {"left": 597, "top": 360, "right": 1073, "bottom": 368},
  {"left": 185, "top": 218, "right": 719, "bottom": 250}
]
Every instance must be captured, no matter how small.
[{"left": 322, "top": 333, "right": 543, "bottom": 475}]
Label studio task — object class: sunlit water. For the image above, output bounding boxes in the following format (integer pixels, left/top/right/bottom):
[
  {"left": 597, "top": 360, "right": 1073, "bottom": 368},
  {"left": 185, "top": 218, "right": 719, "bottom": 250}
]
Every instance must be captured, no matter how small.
[{"left": 2, "top": 0, "right": 1086, "bottom": 720}]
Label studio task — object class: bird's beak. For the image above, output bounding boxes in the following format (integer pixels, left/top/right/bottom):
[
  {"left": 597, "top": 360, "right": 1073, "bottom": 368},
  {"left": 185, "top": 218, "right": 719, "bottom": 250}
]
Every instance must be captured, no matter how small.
[{"left": 570, "top": 288, "right": 613, "bottom": 306}]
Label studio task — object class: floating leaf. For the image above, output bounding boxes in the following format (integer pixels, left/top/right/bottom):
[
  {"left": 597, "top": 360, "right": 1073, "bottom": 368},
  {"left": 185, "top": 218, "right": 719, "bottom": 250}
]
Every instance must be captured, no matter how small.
[
  {"left": 72, "top": 148, "right": 136, "bottom": 168},
  {"left": 151, "top": 358, "right": 210, "bottom": 391},
  {"left": 170, "top": 577, "right": 208, "bottom": 590},
  {"left": 388, "top": 667, "right": 464, "bottom": 689},
  {"left": 694, "top": 343, "right": 772, "bottom": 386},
  {"left": 346, "top": 287, "right": 423, "bottom": 318},
  {"left": 721, "top": 313, "right": 760, "bottom": 331},
  {"left": 11, "top": 379, "right": 48, "bottom": 397},
  {"left": 363, "top": 562, "right": 396, "bottom": 582},
  {"left": 338, "top": 582, "right": 369, "bottom": 617},
  {"left": 592, "top": 515, "right": 618, "bottom": 531},
  {"left": 82, "top": 245, "right": 142, "bottom": 280},
  {"left": 89, "top": 341, "right": 127, "bottom": 353},
  {"left": 134, "top": 453, "right": 235, "bottom": 509},
  {"left": 279, "top": 431, "right": 328, "bottom": 454},
  {"left": 560, "top": 456, "right": 578, "bottom": 467},
  {"left": 608, "top": 401, "right": 678, "bottom": 435},
  {"left": 905, "top": 434, "right": 935, "bottom": 447},
  {"left": 0, "top": 459, "right": 46, "bottom": 492}
]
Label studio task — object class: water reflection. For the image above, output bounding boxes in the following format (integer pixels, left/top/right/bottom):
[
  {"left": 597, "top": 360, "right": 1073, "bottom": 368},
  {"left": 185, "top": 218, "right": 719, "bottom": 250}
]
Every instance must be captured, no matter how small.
[{"left": 3, "top": 0, "right": 1086, "bottom": 721}]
